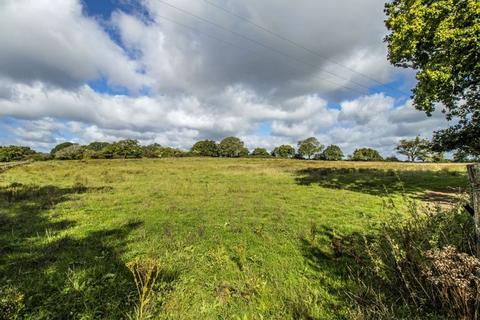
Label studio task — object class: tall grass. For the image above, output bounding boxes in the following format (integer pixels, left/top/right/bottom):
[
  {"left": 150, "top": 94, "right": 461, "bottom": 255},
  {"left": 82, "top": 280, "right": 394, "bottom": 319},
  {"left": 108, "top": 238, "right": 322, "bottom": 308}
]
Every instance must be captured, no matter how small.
[{"left": 338, "top": 196, "right": 479, "bottom": 319}]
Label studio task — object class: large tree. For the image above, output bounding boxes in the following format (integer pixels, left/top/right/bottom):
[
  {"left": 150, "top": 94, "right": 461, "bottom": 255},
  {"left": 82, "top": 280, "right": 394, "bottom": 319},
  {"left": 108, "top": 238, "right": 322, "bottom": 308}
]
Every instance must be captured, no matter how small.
[
  {"left": 251, "top": 148, "right": 270, "bottom": 157},
  {"left": 103, "top": 139, "right": 143, "bottom": 159},
  {"left": 321, "top": 145, "right": 344, "bottom": 161},
  {"left": 271, "top": 145, "right": 295, "bottom": 158},
  {"left": 218, "top": 137, "right": 249, "bottom": 158},
  {"left": 297, "top": 137, "right": 324, "bottom": 160},
  {"left": 395, "top": 136, "right": 430, "bottom": 162},
  {"left": 351, "top": 148, "right": 383, "bottom": 161},
  {"left": 385, "top": 0, "right": 480, "bottom": 155},
  {"left": 191, "top": 140, "right": 219, "bottom": 157}
]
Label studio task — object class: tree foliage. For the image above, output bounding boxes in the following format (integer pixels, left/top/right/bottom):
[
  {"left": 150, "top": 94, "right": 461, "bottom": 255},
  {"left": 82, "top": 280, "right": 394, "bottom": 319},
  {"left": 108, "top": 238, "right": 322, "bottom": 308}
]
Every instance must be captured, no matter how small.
[
  {"left": 218, "top": 137, "right": 248, "bottom": 158},
  {"left": 50, "top": 142, "right": 74, "bottom": 156},
  {"left": 86, "top": 142, "right": 111, "bottom": 152},
  {"left": 271, "top": 145, "right": 295, "bottom": 158},
  {"left": 385, "top": 0, "right": 480, "bottom": 154},
  {"left": 395, "top": 136, "right": 430, "bottom": 162},
  {"left": 0, "top": 146, "right": 36, "bottom": 162},
  {"left": 321, "top": 145, "right": 344, "bottom": 161},
  {"left": 103, "top": 140, "right": 143, "bottom": 159},
  {"left": 191, "top": 140, "right": 219, "bottom": 157},
  {"left": 351, "top": 148, "right": 383, "bottom": 161},
  {"left": 251, "top": 148, "right": 270, "bottom": 157},
  {"left": 297, "top": 137, "right": 323, "bottom": 160},
  {"left": 54, "top": 144, "right": 85, "bottom": 160}
]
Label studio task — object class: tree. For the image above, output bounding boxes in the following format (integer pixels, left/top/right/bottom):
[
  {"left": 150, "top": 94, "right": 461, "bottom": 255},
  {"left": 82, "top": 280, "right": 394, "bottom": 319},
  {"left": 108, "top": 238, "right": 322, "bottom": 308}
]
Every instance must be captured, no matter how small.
[
  {"left": 251, "top": 147, "right": 270, "bottom": 157},
  {"left": 385, "top": 156, "right": 400, "bottom": 162},
  {"left": 351, "top": 148, "right": 383, "bottom": 161},
  {"left": 453, "top": 149, "right": 479, "bottom": 163},
  {"left": 54, "top": 144, "right": 85, "bottom": 160},
  {"left": 395, "top": 136, "right": 430, "bottom": 162},
  {"left": 190, "top": 140, "right": 219, "bottom": 157},
  {"left": 297, "top": 137, "right": 323, "bottom": 160},
  {"left": 218, "top": 137, "right": 249, "bottom": 157},
  {"left": 103, "top": 140, "right": 143, "bottom": 159},
  {"left": 86, "top": 141, "right": 110, "bottom": 152},
  {"left": 385, "top": 0, "right": 480, "bottom": 155},
  {"left": 321, "top": 145, "right": 344, "bottom": 161},
  {"left": 0, "top": 146, "right": 36, "bottom": 162},
  {"left": 271, "top": 145, "right": 295, "bottom": 158},
  {"left": 142, "top": 143, "right": 162, "bottom": 158},
  {"left": 157, "top": 147, "right": 186, "bottom": 158},
  {"left": 50, "top": 142, "right": 74, "bottom": 156}
]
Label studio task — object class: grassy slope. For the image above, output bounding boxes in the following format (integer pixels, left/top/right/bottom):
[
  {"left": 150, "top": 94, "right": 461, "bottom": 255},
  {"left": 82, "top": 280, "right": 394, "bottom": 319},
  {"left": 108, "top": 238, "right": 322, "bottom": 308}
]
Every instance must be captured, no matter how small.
[{"left": 0, "top": 158, "right": 468, "bottom": 319}]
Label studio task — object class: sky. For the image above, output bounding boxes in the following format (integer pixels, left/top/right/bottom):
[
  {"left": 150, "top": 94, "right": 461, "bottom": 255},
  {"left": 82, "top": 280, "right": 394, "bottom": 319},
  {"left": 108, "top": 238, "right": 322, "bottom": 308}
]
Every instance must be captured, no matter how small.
[{"left": 0, "top": 0, "right": 452, "bottom": 156}]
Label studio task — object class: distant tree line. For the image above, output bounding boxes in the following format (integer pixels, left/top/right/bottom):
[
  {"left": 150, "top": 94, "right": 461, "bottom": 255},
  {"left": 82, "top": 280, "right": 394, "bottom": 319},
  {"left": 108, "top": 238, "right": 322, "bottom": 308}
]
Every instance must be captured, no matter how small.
[{"left": 1, "top": 135, "right": 477, "bottom": 163}]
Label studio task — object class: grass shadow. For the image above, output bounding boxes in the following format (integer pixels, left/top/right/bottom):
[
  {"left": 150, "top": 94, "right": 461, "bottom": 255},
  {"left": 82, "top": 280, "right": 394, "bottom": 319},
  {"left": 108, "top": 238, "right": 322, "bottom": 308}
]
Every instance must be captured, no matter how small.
[
  {"left": 294, "top": 168, "right": 467, "bottom": 198},
  {"left": 0, "top": 182, "right": 146, "bottom": 319}
]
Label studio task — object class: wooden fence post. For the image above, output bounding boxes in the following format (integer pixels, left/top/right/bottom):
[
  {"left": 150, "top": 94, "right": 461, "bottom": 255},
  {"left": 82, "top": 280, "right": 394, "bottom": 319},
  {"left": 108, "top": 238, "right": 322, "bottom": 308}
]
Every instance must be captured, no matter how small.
[{"left": 467, "top": 164, "right": 480, "bottom": 257}]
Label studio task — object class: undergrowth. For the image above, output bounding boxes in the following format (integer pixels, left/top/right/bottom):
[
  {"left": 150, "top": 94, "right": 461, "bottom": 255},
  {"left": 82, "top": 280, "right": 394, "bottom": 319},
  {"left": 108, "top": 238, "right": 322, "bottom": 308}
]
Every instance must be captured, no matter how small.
[{"left": 337, "top": 197, "right": 479, "bottom": 319}]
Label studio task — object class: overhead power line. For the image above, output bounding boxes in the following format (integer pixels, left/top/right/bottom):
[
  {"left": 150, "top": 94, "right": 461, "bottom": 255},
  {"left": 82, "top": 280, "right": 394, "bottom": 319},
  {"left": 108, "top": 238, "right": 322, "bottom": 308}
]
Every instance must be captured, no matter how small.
[
  {"left": 154, "top": 14, "right": 367, "bottom": 95},
  {"left": 155, "top": 0, "right": 377, "bottom": 94},
  {"left": 203, "top": 0, "right": 410, "bottom": 96}
]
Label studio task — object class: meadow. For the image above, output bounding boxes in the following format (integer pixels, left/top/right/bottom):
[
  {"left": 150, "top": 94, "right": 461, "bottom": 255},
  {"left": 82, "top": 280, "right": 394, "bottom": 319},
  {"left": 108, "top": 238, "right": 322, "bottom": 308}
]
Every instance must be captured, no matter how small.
[{"left": 0, "top": 158, "right": 469, "bottom": 319}]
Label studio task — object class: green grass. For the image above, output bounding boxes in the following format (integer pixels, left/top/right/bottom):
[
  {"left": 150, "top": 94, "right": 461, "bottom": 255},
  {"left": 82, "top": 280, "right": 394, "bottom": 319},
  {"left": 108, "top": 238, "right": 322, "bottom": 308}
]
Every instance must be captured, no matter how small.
[{"left": 0, "top": 158, "right": 469, "bottom": 319}]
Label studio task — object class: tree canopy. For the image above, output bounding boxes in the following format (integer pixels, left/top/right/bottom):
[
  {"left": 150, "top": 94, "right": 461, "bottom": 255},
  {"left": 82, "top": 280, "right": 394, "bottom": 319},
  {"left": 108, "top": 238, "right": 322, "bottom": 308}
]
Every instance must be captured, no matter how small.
[
  {"left": 191, "top": 140, "right": 219, "bottom": 157},
  {"left": 251, "top": 148, "right": 270, "bottom": 157},
  {"left": 297, "top": 137, "right": 323, "bottom": 160},
  {"left": 218, "top": 137, "right": 249, "bottom": 158},
  {"left": 271, "top": 145, "right": 296, "bottom": 158},
  {"left": 395, "top": 136, "right": 430, "bottom": 162},
  {"left": 351, "top": 148, "right": 383, "bottom": 161},
  {"left": 0, "top": 146, "right": 36, "bottom": 162},
  {"left": 321, "top": 145, "right": 344, "bottom": 161},
  {"left": 50, "top": 142, "right": 74, "bottom": 156},
  {"left": 385, "top": 0, "right": 480, "bottom": 155}
]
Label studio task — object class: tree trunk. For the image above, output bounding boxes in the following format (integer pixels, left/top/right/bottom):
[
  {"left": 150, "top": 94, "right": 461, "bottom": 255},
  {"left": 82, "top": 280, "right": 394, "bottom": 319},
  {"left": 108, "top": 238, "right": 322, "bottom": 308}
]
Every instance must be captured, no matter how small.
[{"left": 467, "top": 164, "right": 480, "bottom": 257}]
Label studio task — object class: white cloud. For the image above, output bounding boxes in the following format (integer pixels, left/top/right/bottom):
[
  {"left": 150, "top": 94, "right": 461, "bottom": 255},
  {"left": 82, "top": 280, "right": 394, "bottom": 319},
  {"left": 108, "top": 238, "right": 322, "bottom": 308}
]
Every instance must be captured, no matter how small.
[
  {"left": 0, "top": 0, "right": 151, "bottom": 91},
  {"left": 0, "top": 0, "right": 449, "bottom": 157}
]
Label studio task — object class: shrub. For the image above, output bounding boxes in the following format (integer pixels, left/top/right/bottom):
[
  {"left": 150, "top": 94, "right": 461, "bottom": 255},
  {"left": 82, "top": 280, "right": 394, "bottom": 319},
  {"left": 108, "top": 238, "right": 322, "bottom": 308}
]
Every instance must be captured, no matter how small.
[
  {"left": 54, "top": 144, "right": 85, "bottom": 160},
  {"left": 102, "top": 140, "right": 143, "bottom": 159},
  {"left": 50, "top": 142, "right": 74, "bottom": 155},
  {"left": 0, "top": 146, "right": 36, "bottom": 162},
  {"left": 341, "top": 198, "right": 477, "bottom": 319}
]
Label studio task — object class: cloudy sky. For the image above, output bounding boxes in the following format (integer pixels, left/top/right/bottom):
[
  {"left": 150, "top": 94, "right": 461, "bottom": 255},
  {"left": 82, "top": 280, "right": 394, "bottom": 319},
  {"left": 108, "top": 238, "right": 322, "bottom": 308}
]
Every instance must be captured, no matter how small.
[{"left": 0, "top": 0, "right": 451, "bottom": 156}]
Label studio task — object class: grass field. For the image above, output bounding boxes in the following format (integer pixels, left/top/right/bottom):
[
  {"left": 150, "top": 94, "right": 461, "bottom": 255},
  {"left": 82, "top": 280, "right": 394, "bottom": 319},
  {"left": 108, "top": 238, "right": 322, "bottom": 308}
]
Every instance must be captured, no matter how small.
[{"left": 0, "top": 158, "right": 469, "bottom": 319}]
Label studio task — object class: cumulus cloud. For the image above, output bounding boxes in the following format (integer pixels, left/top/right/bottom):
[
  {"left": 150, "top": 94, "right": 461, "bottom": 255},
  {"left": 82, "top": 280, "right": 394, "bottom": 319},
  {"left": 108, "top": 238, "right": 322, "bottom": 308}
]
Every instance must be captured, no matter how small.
[
  {"left": 0, "top": 0, "right": 151, "bottom": 91},
  {"left": 0, "top": 0, "right": 449, "bottom": 157}
]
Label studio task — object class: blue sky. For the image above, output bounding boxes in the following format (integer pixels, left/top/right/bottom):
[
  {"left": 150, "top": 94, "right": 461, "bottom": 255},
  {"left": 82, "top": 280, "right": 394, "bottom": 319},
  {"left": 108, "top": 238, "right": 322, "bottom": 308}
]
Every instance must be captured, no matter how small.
[{"left": 0, "top": 0, "right": 449, "bottom": 156}]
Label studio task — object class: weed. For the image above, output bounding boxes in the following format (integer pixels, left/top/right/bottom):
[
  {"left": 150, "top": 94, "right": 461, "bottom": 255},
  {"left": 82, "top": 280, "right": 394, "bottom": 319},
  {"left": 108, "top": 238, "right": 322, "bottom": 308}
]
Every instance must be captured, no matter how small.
[{"left": 127, "top": 258, "right": 162, "bottom": 320}]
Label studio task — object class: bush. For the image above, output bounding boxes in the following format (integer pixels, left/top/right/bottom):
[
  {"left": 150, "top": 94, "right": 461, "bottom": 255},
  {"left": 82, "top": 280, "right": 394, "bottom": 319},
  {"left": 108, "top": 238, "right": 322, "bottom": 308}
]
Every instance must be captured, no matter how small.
[
  {"left": 339, "top": 198, "right": 477, "bottom": 319},
  {"left": 0, "top": 146, "right": 36, "bottom": 162},
  {"left": 54, "top": 144, "right": 85, "bottom": 160}
]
